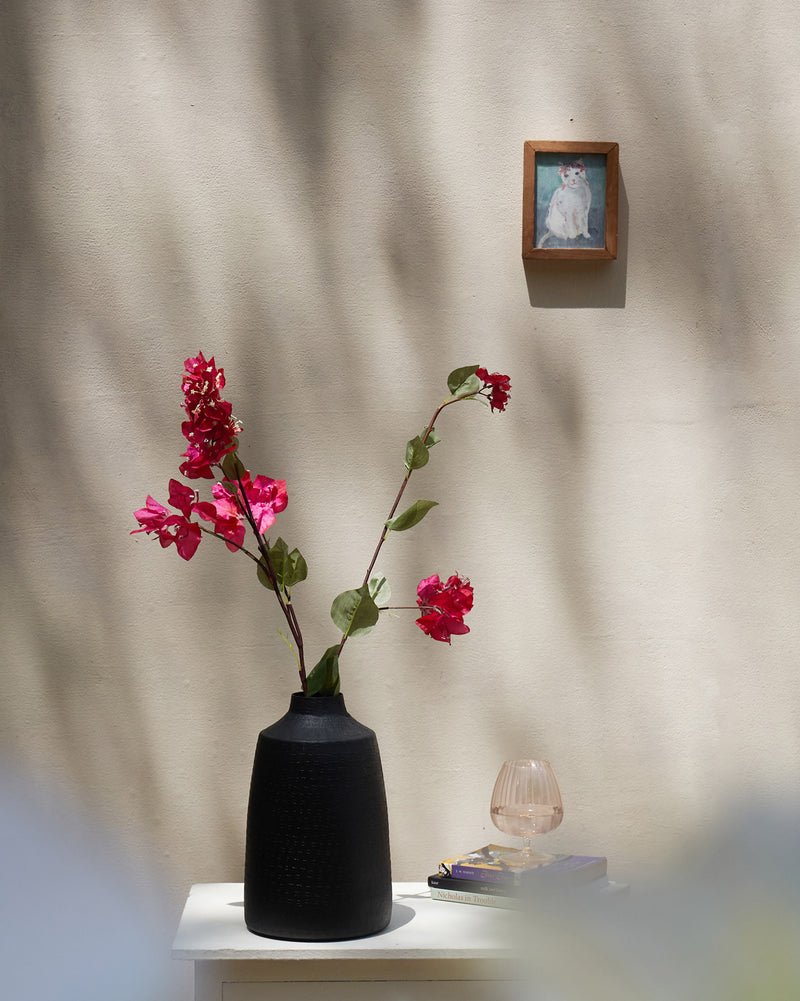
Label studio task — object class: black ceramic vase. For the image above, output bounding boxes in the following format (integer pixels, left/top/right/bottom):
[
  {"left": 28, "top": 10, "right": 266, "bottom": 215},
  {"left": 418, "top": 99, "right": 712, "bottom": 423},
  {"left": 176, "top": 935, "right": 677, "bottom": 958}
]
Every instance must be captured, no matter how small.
[{"left": 244, "top": 692, "right": 392, "bottom": 941}]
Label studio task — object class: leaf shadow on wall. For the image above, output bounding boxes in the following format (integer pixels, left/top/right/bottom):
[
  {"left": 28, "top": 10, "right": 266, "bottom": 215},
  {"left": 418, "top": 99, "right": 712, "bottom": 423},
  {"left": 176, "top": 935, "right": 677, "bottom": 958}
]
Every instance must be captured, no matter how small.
[{"left": 523, "top": 172, "right": 629, "bottom": 308}]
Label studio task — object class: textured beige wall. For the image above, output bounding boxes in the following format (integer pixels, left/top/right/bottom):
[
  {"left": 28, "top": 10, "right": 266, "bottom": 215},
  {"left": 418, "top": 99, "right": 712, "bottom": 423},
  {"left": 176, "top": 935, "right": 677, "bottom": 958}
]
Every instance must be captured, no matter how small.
[{"left": 3, "top": 1, "right": 800, "bottom": 997}]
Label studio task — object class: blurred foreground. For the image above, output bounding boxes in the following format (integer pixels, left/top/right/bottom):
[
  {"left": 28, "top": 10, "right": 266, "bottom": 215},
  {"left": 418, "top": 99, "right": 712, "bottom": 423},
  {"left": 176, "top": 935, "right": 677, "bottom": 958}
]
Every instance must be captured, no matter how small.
[
  {"left": 0, "top": 764, "right": 176, "bottom": 1001},
  {"left": 516, "top": 799, "right": 800, "bottom": 1001}
]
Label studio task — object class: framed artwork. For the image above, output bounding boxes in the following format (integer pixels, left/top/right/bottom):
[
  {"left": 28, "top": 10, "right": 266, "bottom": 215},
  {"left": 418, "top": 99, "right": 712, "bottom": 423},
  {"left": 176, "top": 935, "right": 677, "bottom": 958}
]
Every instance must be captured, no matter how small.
[{"left": 522, "top": 141, "right": 619, "bottom": 260}]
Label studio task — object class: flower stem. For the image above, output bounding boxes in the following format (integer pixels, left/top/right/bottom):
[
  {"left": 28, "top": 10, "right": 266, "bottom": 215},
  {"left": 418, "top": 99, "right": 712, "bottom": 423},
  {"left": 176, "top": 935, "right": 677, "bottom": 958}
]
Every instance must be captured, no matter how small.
[
  {"left": 228, "top": 469, "right": 308, "bottom": 694},
  {"left": 359, "top": 393, "right": 474, "bottom": 588},
  {"left": 336, "top": 389, "right": 480, "bottom": 659},
  {"left": 196, "top": 525, "right": 261, "bottom": 563}
]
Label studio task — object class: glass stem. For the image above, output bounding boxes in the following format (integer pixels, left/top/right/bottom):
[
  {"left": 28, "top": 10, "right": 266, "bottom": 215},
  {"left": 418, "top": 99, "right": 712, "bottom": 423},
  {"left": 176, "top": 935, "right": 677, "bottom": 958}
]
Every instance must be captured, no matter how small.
[{"left": 521, "top": 837, "right": 532, "bottom": 853}]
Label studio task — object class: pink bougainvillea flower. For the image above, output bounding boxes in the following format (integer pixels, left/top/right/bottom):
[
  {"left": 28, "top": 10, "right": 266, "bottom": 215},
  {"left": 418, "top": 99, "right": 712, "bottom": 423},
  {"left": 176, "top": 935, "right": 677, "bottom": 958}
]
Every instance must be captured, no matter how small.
[
  {"left": 415, "top": 573, "right": 474, "bottom": 643},
  {"left": 131, "top": 479, "right": 203, "bottom": 560},
  {"left": 193, "top": 483, "right": 247, "bottom": 552},
  {"left": 179, "top": 354, "right": 241, "bottom": 479},
  {"left": 161, "top": 517, "right": 203, "bottom": 560},
  {"left": 181, "top": 352, "right": 226, "bottom": 411},
  {"left": 193, "top": 471, "right": 288, "bottom": 548},
  {"left": 167, "top": 478, "right": 197, "bottom": 518},
  {"left": 131, "top": 495, "right": 171, "bottom": 533},
  {"left": 179, "top": 417, "right": 240, "bottom": 478},
  {"left": 243, "top": 473, "right": 289, "bottom": 534},
  {"left": 476, "top": 367, "right": 511, "bottom": 413}
]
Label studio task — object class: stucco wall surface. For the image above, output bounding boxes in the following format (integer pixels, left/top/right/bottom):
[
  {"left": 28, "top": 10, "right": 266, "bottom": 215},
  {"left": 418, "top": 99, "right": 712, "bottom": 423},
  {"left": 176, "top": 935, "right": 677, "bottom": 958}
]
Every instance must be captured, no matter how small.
[{"left": 2, "top": 1, "right": 800, "bottom": 997}]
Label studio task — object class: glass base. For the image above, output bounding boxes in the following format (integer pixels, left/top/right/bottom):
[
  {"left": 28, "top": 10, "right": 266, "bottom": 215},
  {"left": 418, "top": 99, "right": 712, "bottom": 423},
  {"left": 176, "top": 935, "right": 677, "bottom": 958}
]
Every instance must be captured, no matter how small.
[{"left": 498, "top": 848, "right": 558, "bottom": 869}]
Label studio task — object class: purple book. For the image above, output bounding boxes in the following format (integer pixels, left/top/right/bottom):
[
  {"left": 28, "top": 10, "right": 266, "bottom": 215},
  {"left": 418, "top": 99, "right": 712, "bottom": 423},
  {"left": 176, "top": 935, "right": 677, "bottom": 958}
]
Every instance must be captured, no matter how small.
[{"left": 439, "top": 844, "right": 607, "bottom": 887}]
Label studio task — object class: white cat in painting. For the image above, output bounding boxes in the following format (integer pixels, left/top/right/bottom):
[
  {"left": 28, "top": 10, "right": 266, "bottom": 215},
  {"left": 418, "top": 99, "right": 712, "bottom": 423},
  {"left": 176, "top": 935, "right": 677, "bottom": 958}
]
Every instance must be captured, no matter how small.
[{"left": 537, "top": 160, "right": 591, "bottom": 248}]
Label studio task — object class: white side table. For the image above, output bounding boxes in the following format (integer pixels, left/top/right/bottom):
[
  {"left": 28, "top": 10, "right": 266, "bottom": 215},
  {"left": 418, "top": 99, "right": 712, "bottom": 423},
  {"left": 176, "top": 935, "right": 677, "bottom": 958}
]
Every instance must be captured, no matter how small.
[{"left": 172, "top": 882, "right": 526, "bottom": 1001}]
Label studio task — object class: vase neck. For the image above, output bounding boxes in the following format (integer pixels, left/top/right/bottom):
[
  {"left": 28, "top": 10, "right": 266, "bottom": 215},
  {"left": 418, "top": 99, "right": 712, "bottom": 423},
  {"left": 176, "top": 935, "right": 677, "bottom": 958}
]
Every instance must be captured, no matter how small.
[{"left": 289, "top": 692, "right": 348, "bottom": 716}]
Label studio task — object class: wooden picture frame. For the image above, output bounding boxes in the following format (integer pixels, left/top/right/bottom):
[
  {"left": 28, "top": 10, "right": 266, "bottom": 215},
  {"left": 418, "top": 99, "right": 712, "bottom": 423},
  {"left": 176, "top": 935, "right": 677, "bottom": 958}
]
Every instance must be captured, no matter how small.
[{"left": 522, "top": 141, "right": 619, "bottom": 260}]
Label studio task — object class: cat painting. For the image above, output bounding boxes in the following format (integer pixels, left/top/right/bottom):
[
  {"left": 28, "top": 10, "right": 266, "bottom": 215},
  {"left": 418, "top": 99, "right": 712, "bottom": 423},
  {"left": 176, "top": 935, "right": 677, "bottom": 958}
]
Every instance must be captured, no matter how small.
[{"left": 537, "top": 160, "right": 592, "bottom": 248}]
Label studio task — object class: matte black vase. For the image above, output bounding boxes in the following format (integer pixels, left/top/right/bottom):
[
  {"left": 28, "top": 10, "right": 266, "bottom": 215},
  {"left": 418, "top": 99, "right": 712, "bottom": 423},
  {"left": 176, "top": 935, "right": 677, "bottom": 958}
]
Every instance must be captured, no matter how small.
[{"left": 244, "top": 693, "right": 392, "bottom": 940}]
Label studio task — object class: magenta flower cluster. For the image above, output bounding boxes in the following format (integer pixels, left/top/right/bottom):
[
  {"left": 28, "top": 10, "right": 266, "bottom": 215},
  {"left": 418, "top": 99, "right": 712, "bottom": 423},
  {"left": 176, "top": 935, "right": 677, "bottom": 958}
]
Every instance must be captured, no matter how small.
[{"left": 133, "top": 354, "right": 509, "bottom": 695}]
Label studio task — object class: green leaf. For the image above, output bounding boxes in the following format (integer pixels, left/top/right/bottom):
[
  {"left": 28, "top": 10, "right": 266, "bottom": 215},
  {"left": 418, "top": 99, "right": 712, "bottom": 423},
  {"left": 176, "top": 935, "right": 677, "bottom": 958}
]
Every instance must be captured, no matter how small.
[
  {"left": 405, "top": 435, "right": 430, "bottom": 472},
  {"left": 267, "top": 537, "right": 290, "bottom": 578},
  {"left": 284, "top": 547, "right": 308, "bottom": 588},
  {"left": 385, "top": 499, "right": 438, "bottom": 533},
  {"left": 330, "top": 584, "right": 380, "bottom": 638},
  {"left": 220, "top": 450, "right": 247, "bottom": 483},
  {"left": 256, "top": 557, "right": 275, "bottom": 591},
  {"left": 452, "top": 374, "right": 480, "bottom": 398},
  {"left": 256, "top": 538, "right": 307, "bottom": 592},
  {"left": 424, "top": 428, "right": 441, "bottom": 449},
  {"left": 447, "top": 365, "right": 480, "bottom": 396},
  {"left": 368, "top": 575, "right": 391, "bottom": 606},
  {"left": 306, "top": 645, "right": 341, "bottom": 697}
]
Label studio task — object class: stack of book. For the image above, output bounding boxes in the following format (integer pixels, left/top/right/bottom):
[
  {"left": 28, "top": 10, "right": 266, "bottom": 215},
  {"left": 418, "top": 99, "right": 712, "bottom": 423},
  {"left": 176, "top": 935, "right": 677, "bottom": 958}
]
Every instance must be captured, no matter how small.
[{"left": 428, "top": 843, "right": 609, "bottom": 909}]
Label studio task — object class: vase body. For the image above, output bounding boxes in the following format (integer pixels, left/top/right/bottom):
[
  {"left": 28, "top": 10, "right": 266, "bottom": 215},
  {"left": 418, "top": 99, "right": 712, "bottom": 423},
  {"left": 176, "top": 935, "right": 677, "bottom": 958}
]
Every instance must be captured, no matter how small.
[{"left": 244, "top": 693, "right": 392, "bottom": 941}]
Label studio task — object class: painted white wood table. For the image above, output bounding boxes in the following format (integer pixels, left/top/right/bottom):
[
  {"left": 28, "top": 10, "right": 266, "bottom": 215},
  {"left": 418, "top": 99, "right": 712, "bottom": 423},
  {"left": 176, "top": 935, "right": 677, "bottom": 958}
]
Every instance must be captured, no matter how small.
[{"left": 172, "top": 882, "right": 529, "bottom": 1001}]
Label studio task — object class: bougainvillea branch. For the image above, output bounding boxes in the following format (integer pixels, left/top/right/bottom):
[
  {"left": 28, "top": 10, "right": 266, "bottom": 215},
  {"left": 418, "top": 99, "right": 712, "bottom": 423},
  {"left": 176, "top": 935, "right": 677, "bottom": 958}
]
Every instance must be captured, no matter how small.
[{"left": 132, "top": 355, "right": 510, "bottom": 697}]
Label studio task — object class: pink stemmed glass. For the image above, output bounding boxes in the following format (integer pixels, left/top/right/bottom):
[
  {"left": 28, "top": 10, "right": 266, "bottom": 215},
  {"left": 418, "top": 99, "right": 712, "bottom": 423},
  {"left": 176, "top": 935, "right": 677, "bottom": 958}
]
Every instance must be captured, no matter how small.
[{"left": 490, "top": 759, "right": 563, "bottom": 866}]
